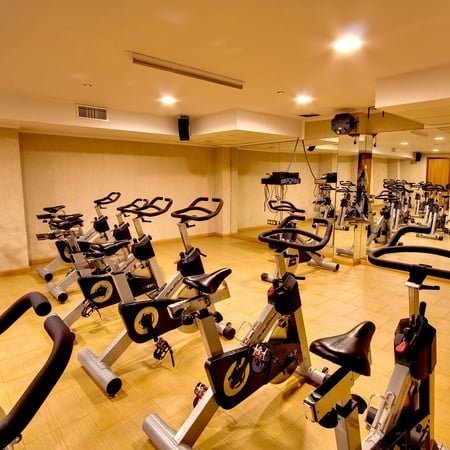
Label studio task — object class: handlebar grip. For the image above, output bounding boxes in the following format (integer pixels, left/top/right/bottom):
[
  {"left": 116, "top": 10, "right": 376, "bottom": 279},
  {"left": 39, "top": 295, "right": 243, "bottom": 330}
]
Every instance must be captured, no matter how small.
[
  {"left": 368, "top": 225, "right": 450, "bottom": 280},
  {"left": 279, "top": 214, "right": 306, "bottom": 227},
  {"left": 171, "top": 197, "right": 224, "bottom": 222},
  {"left": 386, "top": 225, "right": 430, "bottom": 246},
  {"left": 258, "top": 217, "right": 333, "bottom": 253},
  {"left": 120, "top": 197, "right": 173, "bottom": 218},
  {"left": 0, "top": 292, "right": 51, "bottom": 334},
  {"left": 268, "top": 200, "right": 305, "bottom": 214},
  {"left": 117, "top": 198, "right": 148, "bottom": 212},
  {"left": 94, "top": 192, "right": 121, "bottom": 206},
  {"left": 0, "top": 314, "right": 73, "bottom": 448},
  {"left": 368, "top": 244, "right": 450, "bottom": 280}
]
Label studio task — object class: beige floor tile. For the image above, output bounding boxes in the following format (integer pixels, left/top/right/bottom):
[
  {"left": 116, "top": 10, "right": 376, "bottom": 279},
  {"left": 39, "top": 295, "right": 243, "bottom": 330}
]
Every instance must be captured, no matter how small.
[{"left": 0, "top": 232, "right": 449, "bottom": 449}]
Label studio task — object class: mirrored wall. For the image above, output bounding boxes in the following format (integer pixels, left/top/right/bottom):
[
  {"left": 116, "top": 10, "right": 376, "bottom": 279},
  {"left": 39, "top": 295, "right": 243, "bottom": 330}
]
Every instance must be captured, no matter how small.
[{"left": 232, "top": 128, "right": 445, "bottom": 266}]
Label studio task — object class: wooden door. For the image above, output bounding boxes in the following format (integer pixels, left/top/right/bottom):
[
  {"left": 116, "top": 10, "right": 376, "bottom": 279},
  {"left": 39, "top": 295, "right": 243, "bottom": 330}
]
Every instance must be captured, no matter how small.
[{"left": 427, "top": 157, "right": 450, "bottom": 186}]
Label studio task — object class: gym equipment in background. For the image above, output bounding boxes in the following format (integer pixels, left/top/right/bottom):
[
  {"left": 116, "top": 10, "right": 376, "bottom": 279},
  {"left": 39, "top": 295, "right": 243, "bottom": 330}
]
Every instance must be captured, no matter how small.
[
  {"left": 35, "top": 192, "right": 121, "bottom": 301},
  {"left": 416, "top": 183, "right": 447, "bottom": 241},
  {"left": 265, "top": 199, "right": 339, "bottom": 273},
  {"left": 62, "top": 196, "right": 172, "bottom": 326}
]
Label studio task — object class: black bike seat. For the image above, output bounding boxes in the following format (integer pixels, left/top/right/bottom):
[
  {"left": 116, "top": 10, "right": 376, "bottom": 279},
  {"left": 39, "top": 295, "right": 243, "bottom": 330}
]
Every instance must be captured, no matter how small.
[
  {"left": 49, "top": 217, "right": 84, "bottom": 230},
  {"left": 58, "top": 213, "right": 83, "bottom": 221},
  {"left": 309, "top": 321, "right": 375, "bottom": 376},
  {"left": 43, "top": 205, "right": 65, "bottom": 214},
  {"left": 89, "top": 240, "right": 129, "bottom": 257},
  {"left": 183, "top": 268, "right": 231, "bottom": 294}
]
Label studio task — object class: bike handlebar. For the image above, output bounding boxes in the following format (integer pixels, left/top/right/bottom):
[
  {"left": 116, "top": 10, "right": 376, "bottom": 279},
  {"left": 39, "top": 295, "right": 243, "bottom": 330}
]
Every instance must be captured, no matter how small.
[
  {"left": 258, "top": 216, "right": 333, "bottom": 253},
  {"left": 268, "top": 200, "right": 305, "bottom": 213},
  {"left": 93, "top": 192, "right": 121, "bottom": 207},
  {"left": 116, "top": 198, "right": 148, "bottom": 212},
  {"left": 171, "top": 197, "right": 224, "bottom": 222},
  {"left": 0, "top": 292, "right": 51, "bottom": 333},
  {"left": 368, "top": 226, "right": 450, "bottom": 281},
  {"left": 117, "top": 197, "right": 173, "bottom": 219},
  {"left": 0, "top": 294, "right": 74, "bottom": 448}
]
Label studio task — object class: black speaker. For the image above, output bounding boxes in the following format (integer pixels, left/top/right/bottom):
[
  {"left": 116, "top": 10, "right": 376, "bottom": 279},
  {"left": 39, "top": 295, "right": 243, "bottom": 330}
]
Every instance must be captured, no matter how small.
[
  {"left": 178, "top": 115, "right": 190, "bottom": 141},
  {"left": 331, "top": 113, "right": 357, "bottom": 135},
  {"left": 414, "top": 151, "right": 422, "bottom": 162}
]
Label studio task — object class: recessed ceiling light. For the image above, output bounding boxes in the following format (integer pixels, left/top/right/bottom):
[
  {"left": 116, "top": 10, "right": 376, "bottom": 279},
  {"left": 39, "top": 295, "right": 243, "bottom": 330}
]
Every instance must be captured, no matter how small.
[
  {"left": 434, "top": 136, "right": 444, "bottom": 140},
  {"left": 333, "top": 35, "right": 362, "bottom": 53},
  {"left": 295, "top": 95, "right": 313, "bottom": 104},
  {"left": 160, "top": 95, "right": 177, "bottom": 105},
  {"left": 432, "top": 148, "right": 440, "bottom": 152},
  {"left": 400, "top": 141, "right": 408, "bottom": 145},
  {"left": 83, "top": 83, "right": 93, "bottom": 88}
]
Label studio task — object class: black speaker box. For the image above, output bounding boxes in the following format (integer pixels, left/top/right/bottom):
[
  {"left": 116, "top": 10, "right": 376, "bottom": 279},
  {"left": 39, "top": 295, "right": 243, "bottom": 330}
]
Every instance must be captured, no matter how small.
[
  {"left": 414, "top": 152, "right": 422, "bottom": 162},
  {"left": 178, "top": 115, "right": 190, "bottom": 141}
]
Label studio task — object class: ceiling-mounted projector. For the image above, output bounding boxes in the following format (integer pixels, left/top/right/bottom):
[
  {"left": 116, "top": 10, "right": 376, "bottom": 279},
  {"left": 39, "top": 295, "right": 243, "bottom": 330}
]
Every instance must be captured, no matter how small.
[{"left": 331, "top": 113, "right": 357, "bottom": 135}]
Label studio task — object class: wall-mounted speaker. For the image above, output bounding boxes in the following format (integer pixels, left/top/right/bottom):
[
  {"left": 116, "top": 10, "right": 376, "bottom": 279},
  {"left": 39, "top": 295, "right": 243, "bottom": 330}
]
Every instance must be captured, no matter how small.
[
  {"left": 178, "top": 115, "right": 190, "bottom": 141},
  {"left": 331, "top": 113, "right": 357, "bottom": 135},
  {"left": 414, "top": 151, "right": 422, "bottom": 162}
]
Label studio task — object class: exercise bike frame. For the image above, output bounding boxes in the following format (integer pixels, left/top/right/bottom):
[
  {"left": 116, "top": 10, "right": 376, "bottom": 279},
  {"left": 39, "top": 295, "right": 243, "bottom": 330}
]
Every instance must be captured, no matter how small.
[
  {"left": 304, "top": 225, "right": 449, "bottom": 450},
  {"left": 142, "top": 215, "right": 333, "bottom": 449},
  {"left": 76, "top": 197, "right": 232, "bottom": 398}
]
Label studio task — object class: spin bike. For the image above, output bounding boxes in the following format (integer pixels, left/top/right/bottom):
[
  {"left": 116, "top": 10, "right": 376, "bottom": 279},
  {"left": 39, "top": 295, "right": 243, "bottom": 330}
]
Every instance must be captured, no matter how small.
[
  {"left": 303, "top": 225, "right": 449, "bottom": 449},
  {"left": 335, "top": 181, "right": 356, "bottom": 231},
  {"left": 36, "top": 192, "right": 122, "bottom": 301},
  {"left": 416, "top": 184, "right": 447, "bottom": 241},
  {"left": 77, "top": 197, "right": 234, "bottom": 397},
  {"left": 0, "top": 292, "right": 73, "bottom": 449},
  {"left": 266, "top": 199, "right": 339, "bottom": 273},
  {"left": 35, "top": 191, "right": 121, "bottom": 282},
  {"left": 142, "top": 215, "right": 333, "bottom": 449},
  {"left": 62, "top": 196, "right": 172, "bottom": 327}
]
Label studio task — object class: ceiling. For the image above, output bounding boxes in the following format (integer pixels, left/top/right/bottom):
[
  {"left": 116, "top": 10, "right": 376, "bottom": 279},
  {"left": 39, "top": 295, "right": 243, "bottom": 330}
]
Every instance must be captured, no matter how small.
[{"left": 2, "top": 0, "right": 450, "bottom": 157}]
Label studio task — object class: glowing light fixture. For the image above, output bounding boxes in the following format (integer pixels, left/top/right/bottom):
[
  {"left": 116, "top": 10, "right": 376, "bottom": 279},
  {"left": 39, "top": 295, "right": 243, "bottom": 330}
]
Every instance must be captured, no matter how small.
[
  {"left": 333, "top": 35, "right": 362, "bottom": 53},
  {"left": 432, "top": 148, "right": 440, "bottom": 152},
  {"left": 295, "top": 95, "right": 313, "bottom": 104},
  {"left": 131, "top": 52, "right": 244, "bottom": 89},
  {"left": 400, "top": 141, "right": 408, "bottom": 145},
  {"left": 434, "top": 136, "right": 444, "bottom": 140},
  {"left": 160, "top": 95, "right": 177, "bottom": 105}
]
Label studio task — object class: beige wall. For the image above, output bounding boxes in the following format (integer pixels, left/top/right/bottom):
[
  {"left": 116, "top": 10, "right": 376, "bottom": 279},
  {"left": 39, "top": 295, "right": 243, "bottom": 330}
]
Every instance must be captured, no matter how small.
[
  {"left": 0, "top": 127, "right": 444, "bottom": 272},
  {"left": 0, "top": 129, "right": 28, "bottom": 272},
  {"left": 19, "top": 133, "right": 223, "bottom": 263},
  {"left": 235, "top": 149, "right": 323, "bottom": 229}
]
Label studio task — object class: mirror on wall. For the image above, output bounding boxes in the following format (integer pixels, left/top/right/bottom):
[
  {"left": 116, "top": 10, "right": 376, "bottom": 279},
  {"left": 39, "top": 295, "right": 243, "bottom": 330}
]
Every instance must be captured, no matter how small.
[
  {"left": 334, "top": 134, "right": 374, "bottom": 264},
  {"left": 232, "top": 126, "right": 449, "bottom": 269},
  {"left": 232, "top": 138, "right": 338, "bottom": 269},
  {"left": 333, "top": 127, "right": 450, "bottom": 263}
]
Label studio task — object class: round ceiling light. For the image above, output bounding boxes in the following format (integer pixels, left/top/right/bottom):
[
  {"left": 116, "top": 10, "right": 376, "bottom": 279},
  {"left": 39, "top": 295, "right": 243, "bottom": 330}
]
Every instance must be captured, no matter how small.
[{"left": 333, "top": 35, "right": 362, "bottom": 53}]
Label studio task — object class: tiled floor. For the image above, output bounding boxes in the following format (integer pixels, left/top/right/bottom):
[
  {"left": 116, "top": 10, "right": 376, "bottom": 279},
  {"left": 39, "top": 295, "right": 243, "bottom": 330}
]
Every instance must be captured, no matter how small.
[{"left": 0, "top": 229, "right": 449, "bottom": 449}]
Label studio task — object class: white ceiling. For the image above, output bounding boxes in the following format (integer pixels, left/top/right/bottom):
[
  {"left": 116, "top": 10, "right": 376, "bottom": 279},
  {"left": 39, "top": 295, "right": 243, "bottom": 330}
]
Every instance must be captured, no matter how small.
[{"left": 2, "top": 0, "right": 450, "bottom": 156}]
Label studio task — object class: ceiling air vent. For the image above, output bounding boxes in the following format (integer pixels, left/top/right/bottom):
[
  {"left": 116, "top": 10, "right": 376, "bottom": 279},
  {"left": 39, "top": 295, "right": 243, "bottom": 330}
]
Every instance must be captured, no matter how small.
[{"left": 76, "top": 105, "right": 108, "bottom": 121}]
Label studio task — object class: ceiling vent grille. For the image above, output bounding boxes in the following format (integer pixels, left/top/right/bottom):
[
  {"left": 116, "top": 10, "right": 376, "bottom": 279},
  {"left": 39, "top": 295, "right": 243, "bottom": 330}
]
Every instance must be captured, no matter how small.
[{"left": 76, "top": 105, "right": 108, "bottom": 121}]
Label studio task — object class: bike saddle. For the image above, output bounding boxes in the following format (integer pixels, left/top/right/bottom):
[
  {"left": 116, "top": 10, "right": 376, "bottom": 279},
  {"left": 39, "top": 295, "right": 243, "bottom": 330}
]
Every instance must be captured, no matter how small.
[
  {"left": 183, "top": 268, "right": 231, "bottom": 294},
  {"left": 49, "top": 214, "right": 84, "bottom": 230},
  {"left": 309, "top": 321, "right": 375, "bottom": 376},
  {"left": 88, "top": 240, "right": 130, "bottom": 257},
  {"left": 37, "top": 213, "right": 57, "bottom": 220},
  {"left": 42, "top": 205, "right": 65, "bottom": 214}
]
